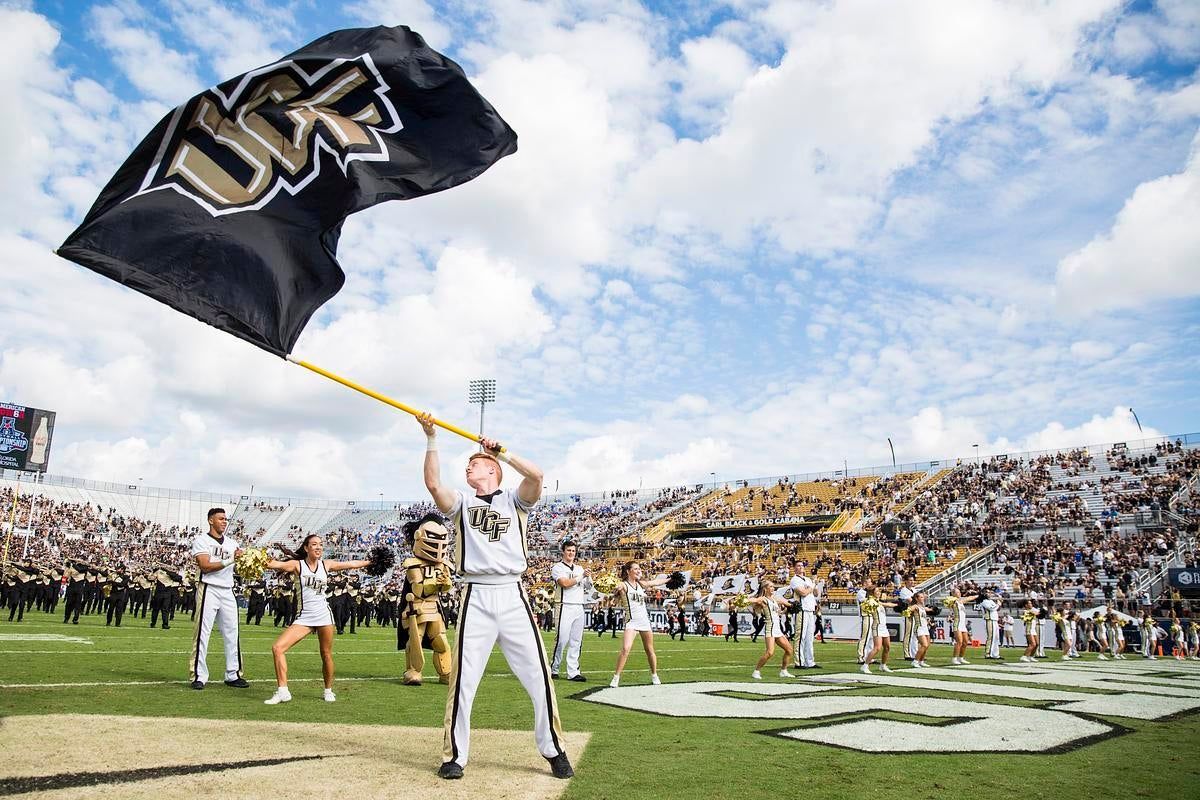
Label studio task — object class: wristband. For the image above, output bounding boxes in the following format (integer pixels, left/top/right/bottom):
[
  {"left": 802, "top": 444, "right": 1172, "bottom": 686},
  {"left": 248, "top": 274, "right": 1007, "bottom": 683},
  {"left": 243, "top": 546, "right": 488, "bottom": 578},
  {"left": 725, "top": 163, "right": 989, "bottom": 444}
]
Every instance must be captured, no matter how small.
[
  {"left": 497, "top": 450, "right": 514, "bottom": 464},
  {"left": 425, "top": 434, "right": 437, "bottom": 452}
]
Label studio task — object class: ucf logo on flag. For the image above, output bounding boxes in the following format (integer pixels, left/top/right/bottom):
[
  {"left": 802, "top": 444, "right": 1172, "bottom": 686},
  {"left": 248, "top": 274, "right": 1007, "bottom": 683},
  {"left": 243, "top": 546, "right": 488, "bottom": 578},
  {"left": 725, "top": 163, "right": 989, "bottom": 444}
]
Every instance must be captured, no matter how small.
[
  {"left": 146, "top": 57, "right": 404, "bottom": 214},
  {"left": 58, "top": 26, "right": 517, "bottom": 358}
]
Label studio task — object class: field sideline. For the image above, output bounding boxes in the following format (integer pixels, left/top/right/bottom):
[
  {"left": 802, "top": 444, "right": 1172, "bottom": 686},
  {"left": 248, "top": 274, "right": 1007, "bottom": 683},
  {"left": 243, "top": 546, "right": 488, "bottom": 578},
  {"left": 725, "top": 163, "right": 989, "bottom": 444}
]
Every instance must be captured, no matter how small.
[{"left": 2, "top": 610, "right": 1199, "bottom": 799}]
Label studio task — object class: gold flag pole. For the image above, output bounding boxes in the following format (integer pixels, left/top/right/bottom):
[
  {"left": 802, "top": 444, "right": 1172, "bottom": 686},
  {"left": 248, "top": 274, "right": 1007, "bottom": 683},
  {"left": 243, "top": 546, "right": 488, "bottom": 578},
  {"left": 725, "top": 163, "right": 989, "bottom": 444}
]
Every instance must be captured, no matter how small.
[{"left": 285, "top": 355, "right": 503, "bottom": 451}]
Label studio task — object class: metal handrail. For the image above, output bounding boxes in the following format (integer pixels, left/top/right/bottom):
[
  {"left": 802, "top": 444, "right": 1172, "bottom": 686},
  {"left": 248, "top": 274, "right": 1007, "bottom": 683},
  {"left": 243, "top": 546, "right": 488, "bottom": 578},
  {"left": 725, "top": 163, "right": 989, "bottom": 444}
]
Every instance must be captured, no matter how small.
[{"left": 918, "top": 544, "right": 997, "bottom": 595}]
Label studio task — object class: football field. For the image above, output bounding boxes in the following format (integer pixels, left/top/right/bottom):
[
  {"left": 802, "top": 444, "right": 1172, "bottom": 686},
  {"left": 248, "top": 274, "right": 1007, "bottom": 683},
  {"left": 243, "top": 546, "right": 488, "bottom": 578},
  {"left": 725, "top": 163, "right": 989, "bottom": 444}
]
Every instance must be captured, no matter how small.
[{"left": 2, "top": 611, "right": 1199, "bottom": 799}]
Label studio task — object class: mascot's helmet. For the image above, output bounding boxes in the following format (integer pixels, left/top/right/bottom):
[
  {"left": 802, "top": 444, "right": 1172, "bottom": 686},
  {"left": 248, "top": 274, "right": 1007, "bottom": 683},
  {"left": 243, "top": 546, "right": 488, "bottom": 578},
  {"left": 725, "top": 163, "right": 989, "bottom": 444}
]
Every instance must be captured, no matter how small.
[{"left": 404, "top": 513, "right": 450, "bottom": 562}]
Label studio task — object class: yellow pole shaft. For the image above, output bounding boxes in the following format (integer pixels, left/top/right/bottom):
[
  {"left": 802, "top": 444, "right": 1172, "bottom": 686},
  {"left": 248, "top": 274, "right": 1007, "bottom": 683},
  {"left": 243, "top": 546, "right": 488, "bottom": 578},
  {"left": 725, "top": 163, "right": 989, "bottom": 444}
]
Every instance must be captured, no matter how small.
[
  {"left": 2, "top": 475, "right": 19, "bottom": 575},
  {"left": 285, "top": 355, "right": 502, "bottom": 451}
]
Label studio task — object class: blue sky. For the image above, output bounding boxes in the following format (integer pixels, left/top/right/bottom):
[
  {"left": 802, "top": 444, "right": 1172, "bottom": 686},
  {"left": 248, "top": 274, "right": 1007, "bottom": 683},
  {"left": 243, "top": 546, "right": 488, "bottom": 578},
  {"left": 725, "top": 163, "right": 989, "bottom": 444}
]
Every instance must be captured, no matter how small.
[{"left": 0, "top": 0, "right": 1198, "bottom": 499}]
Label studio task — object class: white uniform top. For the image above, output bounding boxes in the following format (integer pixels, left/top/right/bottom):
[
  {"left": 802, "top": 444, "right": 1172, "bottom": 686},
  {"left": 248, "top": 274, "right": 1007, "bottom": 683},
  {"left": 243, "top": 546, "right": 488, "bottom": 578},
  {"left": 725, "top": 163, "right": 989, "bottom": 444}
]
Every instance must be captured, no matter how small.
[
  {"left": 297, "top": 559, "right": 330, "bottom": 616},
  {"left": 622, "top": 581, "right": 652, "bottom": 628},
  {"left": 876, "top": 600, "right": 889, "bottom": 629},
  {"left": 789, "top": 575, "right": 817, "bottom": 612},
  {"left": 980, "top": 598, "right": 999, "bottom": 622},
  {"left": 855, "top": 588, "right": 869, "bottom": 616},
  {"left": 191, "top": 531, "right": 239, "bottom": 589},
  {"left": 951, "top": 599, "right": 968, "bottom": 631},
  {"left": 551, "top": 561, "right": 586, "bottom": 604},
  {"left": 898, "top": 586, "right": 914, "bottom": 604},
  {"left": 914, "top": 605, "right": 930, "bottom": 636},
  {"left": 450, "top": 489, "right": 533, "bottom": 582}
]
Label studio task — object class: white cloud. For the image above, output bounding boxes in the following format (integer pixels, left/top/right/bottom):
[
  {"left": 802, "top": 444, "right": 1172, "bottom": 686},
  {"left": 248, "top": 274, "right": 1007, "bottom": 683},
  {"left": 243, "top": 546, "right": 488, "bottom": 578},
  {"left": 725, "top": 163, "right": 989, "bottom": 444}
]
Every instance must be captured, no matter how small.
[
  {"left": 1069, "top": 340, "right": 1116, "bottom": 362},
  {"left": 1056, "top": 133, "right": 1200, "bottom": 313},
  {"left": 345, "top": 0, "right": 452, "bottom": 51},
  {"left": 90, "top": 3, "right": 203, "bottom": 104},
  {"left": 623, "top": 0, "right": 1121, "bottom": 257}
]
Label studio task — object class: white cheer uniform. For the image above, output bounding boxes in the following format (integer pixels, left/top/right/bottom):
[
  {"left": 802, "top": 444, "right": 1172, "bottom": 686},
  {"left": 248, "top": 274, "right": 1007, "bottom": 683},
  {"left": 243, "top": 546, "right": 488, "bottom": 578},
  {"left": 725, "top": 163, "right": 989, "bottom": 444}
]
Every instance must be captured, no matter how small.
[
  {"left": 762, "top": 596, "right": 785, "bottom": 640},
  {"left": 444, "top": 489, "right": 565, "bottom": 769},
  {"left": 622, "top": 581, "right": 653, "bottom": 632},
  {"left": 549, "top": 560, "right": 586, "bottom": 678},
  {"left": 293, "top": 559, "right": 334, "bottom": 628},
  {"left": 898, "top": 586, "right": 916, "bottom": 658},
  {"left": 856, "top": 589, "right": 878, "bottom": 663},
  {"left": 189, "top": 531, "right": 242, "bottom": 685},
  {"left": 789, "top": 575, "right": 817, "bottom": 668},
  {"left": 980, "top": 598, "right": 1000, "bottom": 658}
]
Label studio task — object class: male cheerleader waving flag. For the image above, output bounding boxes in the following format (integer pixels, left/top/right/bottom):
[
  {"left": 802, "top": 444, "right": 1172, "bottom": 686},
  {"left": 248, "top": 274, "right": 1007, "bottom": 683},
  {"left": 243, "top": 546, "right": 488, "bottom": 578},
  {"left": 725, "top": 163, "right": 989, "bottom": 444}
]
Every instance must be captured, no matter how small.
[{"left": 418, "top": 412, "right": 573, "bottom": 781}]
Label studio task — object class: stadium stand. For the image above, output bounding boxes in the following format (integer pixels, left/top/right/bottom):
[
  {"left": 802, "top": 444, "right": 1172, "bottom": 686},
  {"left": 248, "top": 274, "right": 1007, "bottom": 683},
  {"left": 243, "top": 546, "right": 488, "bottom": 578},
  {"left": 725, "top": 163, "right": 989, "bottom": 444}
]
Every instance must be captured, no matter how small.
[{"left": 2, "top": 435, "right": 1197, "bottom": 621}]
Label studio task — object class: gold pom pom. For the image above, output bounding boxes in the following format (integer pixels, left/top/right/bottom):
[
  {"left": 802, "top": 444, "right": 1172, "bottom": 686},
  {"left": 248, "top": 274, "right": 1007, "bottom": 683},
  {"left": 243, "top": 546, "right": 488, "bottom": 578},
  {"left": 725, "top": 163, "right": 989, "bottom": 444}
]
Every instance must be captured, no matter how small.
[
  {"left": 730, "top": 592, "right": 751, "bottom": 611},
  {"left": 592, "top": 572, "right": 621, "bottom": 595},
  {"left": 235, "top": 548, "right": 270, "bottom": 582}
]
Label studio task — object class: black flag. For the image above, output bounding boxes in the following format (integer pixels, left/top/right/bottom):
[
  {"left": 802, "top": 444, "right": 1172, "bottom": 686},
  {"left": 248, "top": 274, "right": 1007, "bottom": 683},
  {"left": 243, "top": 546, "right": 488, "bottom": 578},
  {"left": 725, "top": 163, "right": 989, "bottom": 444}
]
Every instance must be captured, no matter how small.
[{"left": 57, "top": 26, "right": 516, "bottom": 357}]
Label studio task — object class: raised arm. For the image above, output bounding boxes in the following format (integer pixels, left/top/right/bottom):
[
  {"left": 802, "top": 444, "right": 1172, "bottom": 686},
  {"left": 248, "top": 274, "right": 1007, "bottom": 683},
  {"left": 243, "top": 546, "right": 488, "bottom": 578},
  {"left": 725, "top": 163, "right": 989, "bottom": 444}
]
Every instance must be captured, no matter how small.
[
  {"left": 325, "top": 559, "right": 371, "bottom": 573},
  {"left": 418, "top": 412, "right": 457, "bottom": 513},
  {"left": 265, "top": 559, "right": 300, "bottom": 574}
]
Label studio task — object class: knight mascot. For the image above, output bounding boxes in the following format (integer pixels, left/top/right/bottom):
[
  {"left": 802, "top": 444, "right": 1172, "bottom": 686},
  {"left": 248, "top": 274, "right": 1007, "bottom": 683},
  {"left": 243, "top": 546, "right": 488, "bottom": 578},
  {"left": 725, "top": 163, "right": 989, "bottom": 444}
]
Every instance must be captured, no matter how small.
[{"left": 397, "top": 513, "right": 454, "bottom": 685}]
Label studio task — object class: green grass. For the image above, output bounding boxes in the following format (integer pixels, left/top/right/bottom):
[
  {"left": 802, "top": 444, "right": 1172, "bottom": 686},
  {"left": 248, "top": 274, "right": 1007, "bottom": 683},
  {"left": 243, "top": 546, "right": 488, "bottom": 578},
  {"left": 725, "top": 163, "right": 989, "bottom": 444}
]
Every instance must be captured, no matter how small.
[{"left": 2, "top": 609, "right": 1199, "bottom": 799}]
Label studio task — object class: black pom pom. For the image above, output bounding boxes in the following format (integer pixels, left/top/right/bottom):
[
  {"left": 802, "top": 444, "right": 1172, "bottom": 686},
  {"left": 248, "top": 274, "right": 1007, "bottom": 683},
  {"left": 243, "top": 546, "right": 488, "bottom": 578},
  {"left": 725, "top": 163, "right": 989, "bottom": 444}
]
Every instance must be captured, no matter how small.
[
  {"left": 366, "top": 546, "right": 396, "bottom": 577},
  {"left": 665, "top": 571, "right": 686, "bottom": 590},
  {"left": 895, "top": 599, "right": 909, "bottom": 613}
]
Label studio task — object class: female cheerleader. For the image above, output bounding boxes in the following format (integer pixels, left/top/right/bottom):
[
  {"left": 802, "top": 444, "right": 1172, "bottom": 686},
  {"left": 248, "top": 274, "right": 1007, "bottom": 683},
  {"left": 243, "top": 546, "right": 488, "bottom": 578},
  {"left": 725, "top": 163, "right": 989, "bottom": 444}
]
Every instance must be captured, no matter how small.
[
  {"left": 945, "top": 586, "right": 979, "bottom": 665},
  {"left": 1019, "top": 601, "right": 1039, "bottom": 662},
  {"left": 750, "top": 579, "right": 794, "bottom": 679},
  {"left": 1139, "top": 611, "right": 1158, "bottom": 659},
  {"left": 262, "top": 535, "right": 373, "bottom": 704},
  {"left": 1108, "top": 612, "right": 1126, "bottom": 659},
  {"left": 609, "top": 561, "right": 670, "bottom": 688},
  {"left": 909, "top": 591, "right": 932, "bottom": 668},
  {"left": 1188, "top": 619, "right": 1200, "bottom": 660},
  {"left": 1170, "top": 613, "right": 1186, "bottom": 660},
  {"left": 859, "top": 585, "right": 893, "bottom": 673},
  {"left": 1094, "top": 611, "right": 1110, "bottom": 660}
]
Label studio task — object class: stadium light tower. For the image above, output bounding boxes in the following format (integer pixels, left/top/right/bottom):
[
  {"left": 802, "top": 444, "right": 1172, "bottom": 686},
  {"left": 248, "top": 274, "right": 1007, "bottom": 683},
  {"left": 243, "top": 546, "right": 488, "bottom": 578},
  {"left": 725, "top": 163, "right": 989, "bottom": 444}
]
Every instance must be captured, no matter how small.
[
  {"left": 468, "top": 378, "right": 497, "bottom": 442},
  {"left": 973, "top": 443, "right": 980, "bottom": 465}
]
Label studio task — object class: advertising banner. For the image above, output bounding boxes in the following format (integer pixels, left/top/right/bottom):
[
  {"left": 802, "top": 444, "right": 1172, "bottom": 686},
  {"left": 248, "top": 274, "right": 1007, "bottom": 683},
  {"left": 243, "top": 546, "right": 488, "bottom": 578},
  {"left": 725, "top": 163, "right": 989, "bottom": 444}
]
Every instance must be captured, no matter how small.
[{"left": 0, "top": 403, "right": 56, "bottom": 473}]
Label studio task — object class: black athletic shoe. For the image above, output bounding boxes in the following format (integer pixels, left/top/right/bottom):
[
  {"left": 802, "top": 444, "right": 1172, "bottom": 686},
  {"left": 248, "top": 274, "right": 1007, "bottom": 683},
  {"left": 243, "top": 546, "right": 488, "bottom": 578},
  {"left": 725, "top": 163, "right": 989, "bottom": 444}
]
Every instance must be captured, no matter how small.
[
  {"left": 191, "top": 680, "right": 205, "bottom": 690},
  {"left": 547, "top": 753, "right": 574, "bottom": 779},
  {"left": 224, "top": 678, "right": 250, "bottom": 688},
  {"left": 551, "top": 674, "right": 561, "bottom": 680},
  {"left": 568, "top": 675, "right": 587, "bottom": 682},
  {"left": 806, "top": 664, "right": 822, "bottom": 669},
  {"left": 438, "top": 761, "right": 464, "bottom": 780}
]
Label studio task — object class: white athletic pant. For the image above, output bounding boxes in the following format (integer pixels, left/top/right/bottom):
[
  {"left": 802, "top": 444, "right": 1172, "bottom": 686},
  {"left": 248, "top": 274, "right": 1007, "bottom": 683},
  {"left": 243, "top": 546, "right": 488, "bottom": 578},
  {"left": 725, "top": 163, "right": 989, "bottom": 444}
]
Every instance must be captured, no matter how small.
[
  {"left": 550, "top": 603, "right": 586, "bottom": 677},
  {"left": 901, "top": 615, "right": 914, "bottom": 659},
  {"left": 1142, "top": 632, "right": 1154, "bottom": 657},
  {"left": 985, "top": 619, "right": 1001, "bottom": 658},
  {"left": 443, "top": 582, "right": 565, "bottom": 767},
  {"left": 190, "top": 583, "right": 242, "bottom": 684},
  {"left": 791, "top": 609, "right": 816, "bottom": 667}
]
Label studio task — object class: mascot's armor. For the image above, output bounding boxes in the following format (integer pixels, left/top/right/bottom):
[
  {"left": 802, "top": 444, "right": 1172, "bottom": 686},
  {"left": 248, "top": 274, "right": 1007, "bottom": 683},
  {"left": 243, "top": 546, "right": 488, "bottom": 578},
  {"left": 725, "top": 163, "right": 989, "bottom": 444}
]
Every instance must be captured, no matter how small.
[{"left": 398, "top": 514, "right": 454, "bottom": 685}]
